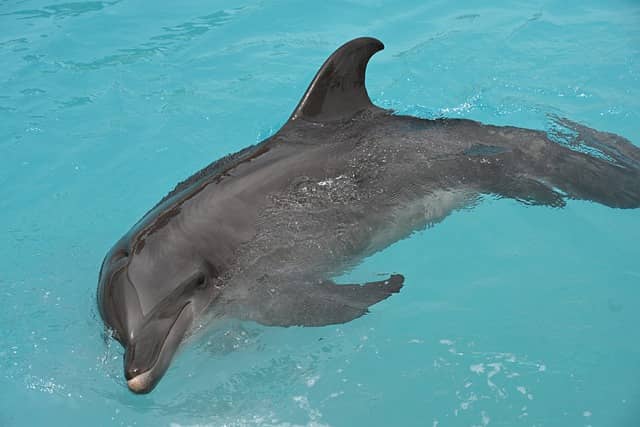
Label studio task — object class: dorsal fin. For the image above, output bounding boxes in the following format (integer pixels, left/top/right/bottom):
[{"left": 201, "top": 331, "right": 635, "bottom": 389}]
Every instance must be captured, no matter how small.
[{"left": 290, "top": 37, "right": 384, "bottom": 122}]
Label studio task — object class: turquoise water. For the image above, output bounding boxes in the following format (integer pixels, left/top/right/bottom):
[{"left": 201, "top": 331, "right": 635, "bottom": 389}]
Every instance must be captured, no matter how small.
[{"left": 1, "top": 0, "right": 639, "bottom": 425}]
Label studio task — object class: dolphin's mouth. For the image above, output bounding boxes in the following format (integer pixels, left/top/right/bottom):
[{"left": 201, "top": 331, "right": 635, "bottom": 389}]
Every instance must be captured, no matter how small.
[{"left": 124, "top": 302, "right": 194, "bottom": 394}]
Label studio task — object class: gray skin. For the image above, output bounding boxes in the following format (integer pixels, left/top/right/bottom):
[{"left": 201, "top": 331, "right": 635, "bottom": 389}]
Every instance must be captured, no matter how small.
[{"left": 97, "top": 37, "right": 640, "bottom": 394}]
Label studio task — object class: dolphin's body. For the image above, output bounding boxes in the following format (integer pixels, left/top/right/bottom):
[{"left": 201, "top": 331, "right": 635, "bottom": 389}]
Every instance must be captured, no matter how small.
[{"left": 97, "top": 37, "right": 640, "bottom": 393}]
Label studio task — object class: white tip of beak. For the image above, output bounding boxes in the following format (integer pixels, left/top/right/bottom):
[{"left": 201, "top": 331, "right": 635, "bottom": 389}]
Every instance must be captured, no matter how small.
[{"left": 126, "top": 371, "right": 153, "bottom": 394}]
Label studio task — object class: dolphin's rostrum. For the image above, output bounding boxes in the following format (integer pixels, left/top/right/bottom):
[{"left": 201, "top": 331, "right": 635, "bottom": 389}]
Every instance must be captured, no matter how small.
[{"left": 97, "top": 37, "right": 640, "bottom": 393}]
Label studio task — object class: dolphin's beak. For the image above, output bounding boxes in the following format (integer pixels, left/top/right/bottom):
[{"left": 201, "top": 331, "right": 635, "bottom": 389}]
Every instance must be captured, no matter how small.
[
  {"left": 127, "top": 370, "right": 155, "bottom": 393},
  {"left": 124, "top": 302, "right": 194, "bottom": 394}
]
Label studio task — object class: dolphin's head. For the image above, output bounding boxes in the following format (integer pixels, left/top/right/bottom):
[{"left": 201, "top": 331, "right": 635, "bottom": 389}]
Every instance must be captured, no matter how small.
[{"left": 97, "top": 234, "right": 221, "bottom": 394}]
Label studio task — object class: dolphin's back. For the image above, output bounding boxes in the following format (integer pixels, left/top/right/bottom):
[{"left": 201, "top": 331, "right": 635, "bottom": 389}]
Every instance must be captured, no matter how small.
[{"left": 151, "top": 142, "right": 267, "bottom": 211}]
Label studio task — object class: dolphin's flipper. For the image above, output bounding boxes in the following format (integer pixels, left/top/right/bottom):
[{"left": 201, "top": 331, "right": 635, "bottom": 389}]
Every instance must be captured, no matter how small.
[
  {"left": 289, "top": 37, "right": 384, "bottom": 122},
  {"left": 240, "top": 274, "right": 404, "bottom": 327}
]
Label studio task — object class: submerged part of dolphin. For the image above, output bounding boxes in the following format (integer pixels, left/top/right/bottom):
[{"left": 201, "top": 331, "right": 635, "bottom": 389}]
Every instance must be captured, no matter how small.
[{"left": 97, "top": 37, "right": 640, "bottom": 393}]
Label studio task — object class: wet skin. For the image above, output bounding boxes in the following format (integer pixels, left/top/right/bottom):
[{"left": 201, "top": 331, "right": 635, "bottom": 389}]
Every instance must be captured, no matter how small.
[{"left": 97, "top": 37, "right": 640, "bottom": 393}]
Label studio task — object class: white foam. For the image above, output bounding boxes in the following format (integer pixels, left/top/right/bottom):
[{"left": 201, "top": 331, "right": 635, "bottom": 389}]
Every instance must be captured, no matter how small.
[
  {"left": 470, "top": 363, "right": 485, "bottom": 374},
  {"left": 481, "top": 411, "right": 490, "bottom": 426},
  {"left": 306, "top": 375, "right": 320, "bottom": 387}
]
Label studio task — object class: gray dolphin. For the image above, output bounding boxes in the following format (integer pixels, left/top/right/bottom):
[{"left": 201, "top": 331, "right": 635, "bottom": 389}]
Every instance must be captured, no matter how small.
[{"left": 97, "top": 37, "right": 640, "bottom": 393}]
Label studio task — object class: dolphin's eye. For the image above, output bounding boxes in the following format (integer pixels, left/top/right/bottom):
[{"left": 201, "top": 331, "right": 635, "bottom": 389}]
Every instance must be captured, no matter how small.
[
  {"left": 112, "top": 249, "right": 129, "bottom": 264},
  {"left": 195, "top": 274, "right": 207, "bottom": 289},
  {"left": 203, "top": 261, "right": 219, "bottom": 278}
]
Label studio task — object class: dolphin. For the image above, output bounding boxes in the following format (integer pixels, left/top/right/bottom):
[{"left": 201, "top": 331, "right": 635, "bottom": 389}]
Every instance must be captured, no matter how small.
[{"left": 97, "top": 37, "right": 640, "bottom": 393}]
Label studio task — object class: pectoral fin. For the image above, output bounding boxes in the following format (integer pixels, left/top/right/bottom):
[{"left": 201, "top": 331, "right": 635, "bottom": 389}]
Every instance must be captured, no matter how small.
[{"left": 239, "top": 274, "right": 404, "bottom": 327}]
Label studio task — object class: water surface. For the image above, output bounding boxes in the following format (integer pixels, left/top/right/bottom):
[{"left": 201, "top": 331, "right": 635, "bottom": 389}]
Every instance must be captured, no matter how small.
[{"left": 1, "top": 0, "right": 639, "bottom": 425}]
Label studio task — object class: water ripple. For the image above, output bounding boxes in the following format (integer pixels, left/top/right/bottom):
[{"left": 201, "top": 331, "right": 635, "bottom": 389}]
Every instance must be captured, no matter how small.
[
  {"left": 1, "top": 1, "right": 121, "bottom": 20},
  {"left": 60, "top": 6, "right": 249, "bottom": 70}
]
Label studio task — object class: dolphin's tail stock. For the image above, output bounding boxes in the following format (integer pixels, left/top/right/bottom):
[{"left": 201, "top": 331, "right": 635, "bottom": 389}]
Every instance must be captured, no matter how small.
[{"left": 540, "top": 116, "right": 640, "bottom": 209}]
